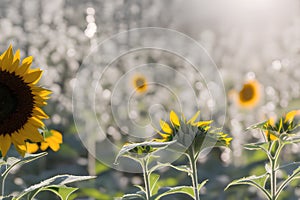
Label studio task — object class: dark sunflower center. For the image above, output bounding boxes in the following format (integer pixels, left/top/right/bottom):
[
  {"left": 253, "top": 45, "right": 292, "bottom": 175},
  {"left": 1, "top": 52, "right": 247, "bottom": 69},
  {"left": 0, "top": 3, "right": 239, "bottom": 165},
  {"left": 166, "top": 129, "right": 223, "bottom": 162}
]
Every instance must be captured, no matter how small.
[
  {"left": 136, "top": 78, "right": 146, "bottom": 89},
  {"left": 0, "top": 84, "right": 17, "bottom": 121},
  {"left": 239, "top": 84, "right": 254, "bottom": 102},
  {"left": 0, "top": 70, "right": 34, "bottom": 135}
]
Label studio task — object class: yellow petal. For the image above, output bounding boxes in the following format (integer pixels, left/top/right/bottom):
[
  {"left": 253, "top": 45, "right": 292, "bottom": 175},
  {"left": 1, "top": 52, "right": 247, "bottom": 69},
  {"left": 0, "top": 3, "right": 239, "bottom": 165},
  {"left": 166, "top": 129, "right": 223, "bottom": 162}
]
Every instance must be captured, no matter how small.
[
  {"left": 159, "top": 120, "right": 173, "bottom": 134},
  {"left": 1, "top": 45, "right": 13, "bottom": 71},
  {"left": 0, "top": 135, "right": 12, "bottom": 156},
  {"left": 170, "top": 110, "right": 180, "bottom": 126},
  {"left": 28, "top": 117, "right": 45, "bottom": 128},
  {"left": 22, "top": 123, "right": 44, "bottom": 142},
  {"left": 15, "top": 144, "right": 27, "bottom": 157},
  {"left": 197, "top": 120, "right": 213, "bottom": 127},
  {"left": 48, "top": 142, "right": 60, "bottom": 152},
  {"left": 26, "top": 142, "right": 39, "bottom": 154},
  {"left": 187, "top": 111, "right": 200, "bottom": 125},
  {"left": 11, "top": 132, "right": 26, "bottom": 145},
  {"left": 40, "top": 142, "right": 49, "bottom": 151},
  {"left": 50, "top": 130, "right": 63, "bottom": 143},
  {"left": 284, "top": 110, "right": 300, "bottom": 123},
  {"left": 23, "top": 69, "right": 43, "bottom": 84},
  {"left": 15, "top": 56, "right": 33, "bottom": 76},
  {"left": 33, "top": 107, "right": 49, "bottom": 119}
]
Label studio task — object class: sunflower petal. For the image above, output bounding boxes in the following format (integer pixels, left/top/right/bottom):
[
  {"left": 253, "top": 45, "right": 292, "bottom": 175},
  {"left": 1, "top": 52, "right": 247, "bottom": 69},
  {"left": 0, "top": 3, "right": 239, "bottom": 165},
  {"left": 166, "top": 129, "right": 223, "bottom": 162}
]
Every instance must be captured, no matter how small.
[
  {"left": 187, "top": 111, "right": 200, "bottom": 125},
  {"left": 1, "top": 45, "right": 13, "bottom": 71},
  {"left": 15, "top": 56, "right": 33, "bottom": 76},
  {"left": 40, "top": 142, "right": 49, "bottom": 151},
  {"left": 33, "top": 107, "right": 49, "bottom": 119},
  {"left": 22, "top": 123, "right": 44, "bottom": 142},
  {"left": 0, "top": 135, "right": 12, "bottom": 156},
  {"left": 159, "top": 120, "right": 173, "bottom": 134},
  {"left": 50, "top": 130, "right": 63, "bottom": 143},
  {"left": 48, "top": 142, "right": 60, "bottom": 152},
  {"left": 28, "top": 117, "right": 45, "bottom": 128},
  {"left": 26, "top": 142, "right": 39, "bottom": 154},
  {"left": 170, "top": 110, "right": 180, "bottom": 126},
  {"left": 23, "top": 69, "right": 43, "bottom": 84},
  {"left": 284, "top": 110, "right": 300, "bottom": 123},
  {"left": 197, "top": 120, "right": 213, "bottom": 127},
  {"left": 15, "top": 144, "right": 27, "bottom": 157}
]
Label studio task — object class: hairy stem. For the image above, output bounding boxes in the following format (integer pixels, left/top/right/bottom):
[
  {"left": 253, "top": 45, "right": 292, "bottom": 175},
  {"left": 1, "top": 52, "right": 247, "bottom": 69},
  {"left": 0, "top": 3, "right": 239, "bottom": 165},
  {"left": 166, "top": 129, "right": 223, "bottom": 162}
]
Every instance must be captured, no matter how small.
[
  {"left": 142, "top": 158, "right": 151, "bottom": 200},
  {"left": 188, "top": 148, "right": 200, "bottom": 200}
]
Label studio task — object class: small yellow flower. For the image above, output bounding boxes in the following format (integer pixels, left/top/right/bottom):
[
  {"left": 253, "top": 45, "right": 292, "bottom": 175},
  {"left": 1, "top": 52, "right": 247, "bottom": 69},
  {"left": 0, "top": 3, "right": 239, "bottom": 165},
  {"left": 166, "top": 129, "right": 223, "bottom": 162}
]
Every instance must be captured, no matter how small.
[
  {"left": 236, "top": 80, "right": 261, "bottom": 109},
  {"left": 132, "top": 74, "right": 148, "bottom": 93},
  {"left": 154, "top": 110, "right": 231, "bottom": 148},
  {"left": 262, "top": 110, "right": 300, "bottom": 141},
  {"left": 0, "top": 45, "right": 50, "bottom": 157},
  {"left": 40, "top": 130, "right": 63, "bottom": 152},
  {"left": 25, "top": 130, "right": 63, "bottom": 153}
]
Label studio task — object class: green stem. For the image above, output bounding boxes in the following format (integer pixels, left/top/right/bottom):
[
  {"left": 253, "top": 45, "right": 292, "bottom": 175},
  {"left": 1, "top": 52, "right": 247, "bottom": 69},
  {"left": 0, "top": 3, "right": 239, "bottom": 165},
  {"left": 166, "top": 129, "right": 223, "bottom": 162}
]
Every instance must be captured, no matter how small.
[
  {"left": 142, "top": 158, "right": 151, "bottom": 200},
  {"left": 188, "top": 148, "right": 200, "bottom": 200},
  {"left": 269, "top": 142, "right": 284, "bottom": 200},
  {"left": 270, "top": 158, "right": 276, "bottom": 200}
]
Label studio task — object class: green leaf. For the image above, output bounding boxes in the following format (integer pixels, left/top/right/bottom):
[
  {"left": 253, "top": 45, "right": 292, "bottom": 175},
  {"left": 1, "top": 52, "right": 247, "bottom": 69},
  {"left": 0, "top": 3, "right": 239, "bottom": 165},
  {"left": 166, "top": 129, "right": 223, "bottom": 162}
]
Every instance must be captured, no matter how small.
[
  {"left": 198, "top": 179, "right": 208, "bottom": 192},
  {"left": 244, "top": 142, "right": 269, "bottom": 151},
  {"left": 14, "top": 175, "right": 95, "bottom": 200},
  {"left": 247, "top": 121, "right": 268, "bottom": 130},
  {"left": 149, "top": 162, "right": 191, "bottom": 175},
  {"left": 115, "top": 141, "right": 176, "bottom": 164},
  {"left": 150, "top": 174, "right": 160, "bottom": 195},
  {"left": 2, "top": 152, "right": 47, "bottom": 177},
  {"left": 276, "top": 166, "right": 300, "bottom": 198},
  {"left": 42, "top": 186, "right": 78, "bottom": 200},
  {"left": 122, "top": 193, "right": 146, "bottom": 200},
  {"left": 225, "top": 174, "right": 271, "bottom": 200},
  {"left": 152, "top": 186, "right": 195, "bottom": 200}
]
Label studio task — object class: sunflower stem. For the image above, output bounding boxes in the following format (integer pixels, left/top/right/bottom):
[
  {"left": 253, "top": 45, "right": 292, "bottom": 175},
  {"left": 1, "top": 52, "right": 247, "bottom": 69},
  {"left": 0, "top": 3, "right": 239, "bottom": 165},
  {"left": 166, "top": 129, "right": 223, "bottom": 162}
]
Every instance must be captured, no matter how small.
[
  {"left": 188, "top": 147, "right": 200, "bottom": 200},
  {"left": 142, "top": 157, "right": 151, "bottom": 200}
]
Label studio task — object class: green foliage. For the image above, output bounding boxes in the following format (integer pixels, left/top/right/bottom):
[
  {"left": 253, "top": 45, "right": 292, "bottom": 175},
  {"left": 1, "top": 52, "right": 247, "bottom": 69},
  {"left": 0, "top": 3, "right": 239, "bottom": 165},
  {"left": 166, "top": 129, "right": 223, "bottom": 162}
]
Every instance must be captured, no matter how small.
[{"left": 0, "top": 152, "right": 94, "bottom": 200}]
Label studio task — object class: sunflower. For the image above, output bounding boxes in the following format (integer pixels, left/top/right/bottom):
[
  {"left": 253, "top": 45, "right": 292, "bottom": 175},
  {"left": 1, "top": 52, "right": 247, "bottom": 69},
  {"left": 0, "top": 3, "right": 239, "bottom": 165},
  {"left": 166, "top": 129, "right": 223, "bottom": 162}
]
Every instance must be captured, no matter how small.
[
  {"left": 237, "top": 80, "right": 261, "bottom": 109},
  {"left": 0, "top": 45, "right": 50, "bottom": 157},
  {"left": 262, "top": 110, "right": 300, "bottom": 141},
  {"left": 132, "top": 74, "right": 148, "bottom": 93},
  {"left": 26, "top": 130, "right": 63, "bottom": 153},
  {"left": 154, "top": 110, "right": 232, "bottom": 149}
]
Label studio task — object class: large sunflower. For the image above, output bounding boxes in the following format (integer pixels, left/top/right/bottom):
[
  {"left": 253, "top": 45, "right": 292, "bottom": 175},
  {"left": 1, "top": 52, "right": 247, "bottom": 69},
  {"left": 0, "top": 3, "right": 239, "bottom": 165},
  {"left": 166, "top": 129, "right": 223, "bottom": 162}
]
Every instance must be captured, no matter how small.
[{"left": 0, "top": 45, "right": 50, "bottom": 157}]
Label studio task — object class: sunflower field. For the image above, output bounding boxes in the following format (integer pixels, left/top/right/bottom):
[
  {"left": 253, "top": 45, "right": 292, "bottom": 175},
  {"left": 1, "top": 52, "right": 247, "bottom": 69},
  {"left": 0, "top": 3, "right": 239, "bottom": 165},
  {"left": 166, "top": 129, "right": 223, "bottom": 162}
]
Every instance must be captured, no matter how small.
[{"left": 0, "top": 0, "right": 300, "bottom": 200}]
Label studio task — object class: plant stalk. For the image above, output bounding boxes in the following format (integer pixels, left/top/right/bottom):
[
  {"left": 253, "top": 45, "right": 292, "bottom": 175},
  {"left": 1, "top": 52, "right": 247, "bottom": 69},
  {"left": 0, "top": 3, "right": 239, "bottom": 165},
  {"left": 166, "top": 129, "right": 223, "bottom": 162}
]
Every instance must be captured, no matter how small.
[
  {"left": 142, "top": 158, "right": 151, "bottom": 200},
  {"left": 188, "top": 148, "right": 200, "bottom": 200}
]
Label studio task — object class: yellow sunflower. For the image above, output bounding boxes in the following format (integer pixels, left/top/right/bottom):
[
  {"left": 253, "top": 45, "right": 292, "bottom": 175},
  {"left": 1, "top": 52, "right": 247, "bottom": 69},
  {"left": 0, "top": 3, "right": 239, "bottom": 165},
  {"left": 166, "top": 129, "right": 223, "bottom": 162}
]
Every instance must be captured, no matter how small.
[
  {"left": 132, "top": 74, "right": 148, "bottom": 93},
  {"left": 0, "top": 45, "right": 50, "bottom": 157},
  {"left": 236, "top": 79, "right": 261, "bottom": 109},
  {"left": 263, "top": 110, "right": 300, "bottom": 141},
  {"left": 26, "top": 130, "right": 63, "bottom": 153},
  {"left": 154, "top": 110, "right": 232, "bottom": 147}
]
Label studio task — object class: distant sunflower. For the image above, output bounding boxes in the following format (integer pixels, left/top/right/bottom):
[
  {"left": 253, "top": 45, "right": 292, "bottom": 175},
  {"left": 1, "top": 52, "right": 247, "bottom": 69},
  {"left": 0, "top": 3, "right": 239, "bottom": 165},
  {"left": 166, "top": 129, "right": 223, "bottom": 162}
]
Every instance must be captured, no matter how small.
[
  {"left": 26, "top": 129, "right": 63, "bottom": 153},
  {"left": 132, "top": 74, "right": 148, "bottom": 93},
  {"left": 237, "top": 80, "right": 261, "bottom": 109},
  {"left": 0, "top": 45, "right": 50, "bottom": 157}
]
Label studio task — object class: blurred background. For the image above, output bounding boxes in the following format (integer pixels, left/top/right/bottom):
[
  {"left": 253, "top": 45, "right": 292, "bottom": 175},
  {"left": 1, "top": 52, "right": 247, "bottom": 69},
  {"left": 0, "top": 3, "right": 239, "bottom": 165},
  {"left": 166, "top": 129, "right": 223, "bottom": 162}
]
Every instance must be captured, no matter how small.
[{"left": 1, "top": 0, "right": 300, "bottom": 199}]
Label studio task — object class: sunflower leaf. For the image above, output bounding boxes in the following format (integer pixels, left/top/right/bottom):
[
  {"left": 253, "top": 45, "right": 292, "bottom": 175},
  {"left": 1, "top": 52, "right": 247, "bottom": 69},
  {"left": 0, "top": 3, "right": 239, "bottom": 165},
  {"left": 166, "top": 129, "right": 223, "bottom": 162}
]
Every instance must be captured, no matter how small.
[
  {"left": 115, "top": 141, "right": 176, "bottom": 164},
  {"left": 152, "top": 186, "right": 195, "bottom": 200},
  {"left": 122, "top": 193, "right": 146, "bottom": 200},
  {"left": 39, "top": 186, "right": 78, "bottom": 200},
  {"left": 150, "top": 173, "right": 160, "bottom": 195},
  {"left": 2, "top": 152, "right": 47, "bottom": 177},
  {"left": 14, "top": 175, "right": 95, "bottom": 200},
  {"left": 225, "top": 174, "right": 270, "bottom": 199}
]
